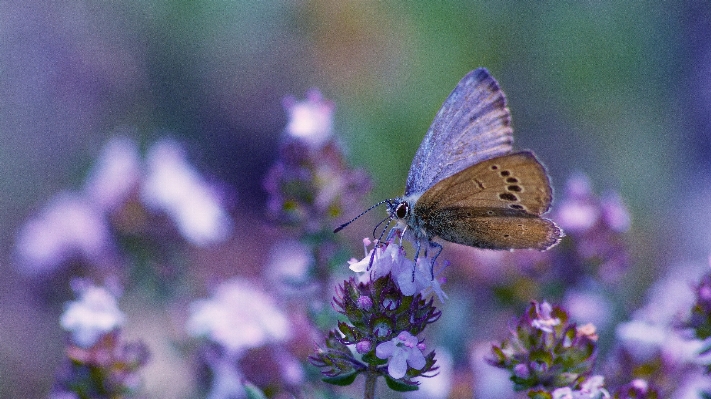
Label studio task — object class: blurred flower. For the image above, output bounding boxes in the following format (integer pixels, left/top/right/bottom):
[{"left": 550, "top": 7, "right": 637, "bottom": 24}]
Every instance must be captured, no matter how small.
[
  {"left": 15, "top": 192, "right": 111, "bottom": 275},
  {"left": 84, "top": 136, "right": 141, "bottom": 212},
  {"left": 203, "top": 353, "right": 247, "bottom": 399},
  {"left": 405, "top": 347, "right": 452, "bottom": 399},
  {"left": 552, "top": 173, "right": 631, "bottom": 284},
  {"left": 264, "top": 90, "right": 370, "bottom": 234},
  {"left": 471, "top": 342, "right": 516, "bottom": 399},
  {"left": 612, "top": 379, "right": 659, "bottom": 399},
  {"left": 282, "top": 89, "right": 334, "bottom": 148},
  {"left": 60, "top": 281, "right": 125, "bottom": 348},
  {"left": 186, "top": 278, "right": 290, "bottom": 356},
  {"left": 564, "top": 289, "right": 614, "bottom": 332},
  {"left": 141, "top": 139, "right": 232, "bottom": 246},
  {"left": 265, "top": 239, "right": 315, "bottom": 294},
  {"left": 52, "top": 281, "right": 148, "bottom": 399},
  {"left": 555, "top": 174, "right": 601, "bottom": 233},
  {"left": 489, "top": 301, "right": 597, "bottom": 392}
]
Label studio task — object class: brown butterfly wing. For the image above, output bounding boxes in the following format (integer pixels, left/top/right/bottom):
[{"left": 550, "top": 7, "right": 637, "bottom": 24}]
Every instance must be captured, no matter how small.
[{"left": 413, "top": 151, "right": 561, "bottom": 250}]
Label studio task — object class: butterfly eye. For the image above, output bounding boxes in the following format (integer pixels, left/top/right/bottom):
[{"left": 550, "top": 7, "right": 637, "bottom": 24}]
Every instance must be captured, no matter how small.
[{"left": 395, "top": 202, "right": 409, "bottom": 219}]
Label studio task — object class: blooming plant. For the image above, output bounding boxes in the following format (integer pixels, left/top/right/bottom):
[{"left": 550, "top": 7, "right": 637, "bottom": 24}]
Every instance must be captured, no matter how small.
[{"left": 12, "top": 84, "right": 711, "bottom": 399}]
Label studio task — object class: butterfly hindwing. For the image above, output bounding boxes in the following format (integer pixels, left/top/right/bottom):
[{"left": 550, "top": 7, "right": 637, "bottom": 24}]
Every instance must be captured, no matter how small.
[{"left": 412, "top": 151, "right": 560, "bottom": 250}]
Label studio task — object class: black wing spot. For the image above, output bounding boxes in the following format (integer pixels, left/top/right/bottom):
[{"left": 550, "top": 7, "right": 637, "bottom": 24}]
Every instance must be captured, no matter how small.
[
  {"left": 509, "top": 204, "right": 524, "bottom": 210},
  {"left": 487, "top": 210, "right": 495, "bottom": 215},
  {"left": 503, "top": 234, "right": 510, "bottom": 238},
  {"left": 500, "top": 170, "right": 511, "bottom": 177},
  {"left": 499, "top": 193, "right": 518, "bottom": 202},
  {"left": 506, "top": 177, "right": 519, "bottom": 183},
  {"left": 507, "top": 185, "right": 522, "bottom": 192},
  {"left": 490, "top": 165, "right": 499, "bottom": 170}
]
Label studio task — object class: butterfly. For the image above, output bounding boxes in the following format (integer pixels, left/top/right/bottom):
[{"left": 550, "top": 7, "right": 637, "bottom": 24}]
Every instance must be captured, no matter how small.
[{"left": 337, "top": 68, "right": 561, "bottom": 264}]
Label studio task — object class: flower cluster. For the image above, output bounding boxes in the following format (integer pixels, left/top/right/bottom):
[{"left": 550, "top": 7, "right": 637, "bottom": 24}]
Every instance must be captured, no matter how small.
[
  {"left": 488, "top": 301, "right": 603, "bottom": 396},
  {"left": 264, "top": 89, "right": 371, "bottom": 236},
  {"left": 552, "top": 173, "right": 631, "bottom": 284},
  {"left": 186, "top": 278, "right": 301, "bottom": 398},
  {"left": 309, "top": 273, "right": 439, "bottom": 391},
  {"left": 15, "top": 137, "right": 233, "bottom": 277},
  {"left": 51, "top": 280, "right": 149, "bottom": 398},
  {"left": 609, "top": 272, "right": 711, "bottom": 396},
  {"left": 685, "top": 264, "right": 711, "bottom": 364}
]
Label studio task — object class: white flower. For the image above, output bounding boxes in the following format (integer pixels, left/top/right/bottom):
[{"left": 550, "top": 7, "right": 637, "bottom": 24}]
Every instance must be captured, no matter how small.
[
  {"left": 375, "top": 331, "right": 427, "bottom": 379},
  {"left": 60, "top": 284, "right": 125, "bottom": 347},
  {"left": 552, "top": 387, "right": 575, "bottom": 399},
  {"left": 187, "top": 279, "right": 290, "bottom": 356},
  {"left": 551, "top": 376, "right": 609, "bottom": 399},
  {"left": 282, "top": 89, "right": 334, "bottom": 147},
  {"left": 15, "top": 192, "right": 110, "bottom": 275},
  {"left": 141, "top": 139, "right": 232, "bottom": 246},
  {"left": 348, "top": 239, "right": 404, "bottom": 279},
  {"left": 348, "top": 238, "right": 447, "bottom": 300},
  {"left": 531, "top": 301, "right": 560, "bottom": 333},
  {"left": 84, "top": 136, "right": 141, "bottom": 212}
]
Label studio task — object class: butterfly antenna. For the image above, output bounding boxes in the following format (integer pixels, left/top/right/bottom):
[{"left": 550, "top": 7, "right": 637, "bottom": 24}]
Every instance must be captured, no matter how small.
[{"left": 333, "top": 199, "right": 392, "bottom": 233}]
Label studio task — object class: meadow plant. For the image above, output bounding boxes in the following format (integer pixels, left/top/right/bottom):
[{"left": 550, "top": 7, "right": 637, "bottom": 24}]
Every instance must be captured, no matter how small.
[{"left": 13, "top": 85, "right": 711, "bottom": 399}]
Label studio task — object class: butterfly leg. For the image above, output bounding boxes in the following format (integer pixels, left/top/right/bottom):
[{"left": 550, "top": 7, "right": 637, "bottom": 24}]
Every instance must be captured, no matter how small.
[
  {"left": 411, "top": 239, "right": 422, "bottom": 282},
  {"left": 427, "top": 241, "right": 443, "bottom": 280}
]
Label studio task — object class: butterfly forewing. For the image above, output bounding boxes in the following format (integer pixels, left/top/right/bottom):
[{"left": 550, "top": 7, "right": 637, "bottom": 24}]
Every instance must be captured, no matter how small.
[
  {"left": 412, "top": 151, "right": 561, "bottom": 250},
  {"left": 405, "top": 68, "right": 513, "bottom": 197}
]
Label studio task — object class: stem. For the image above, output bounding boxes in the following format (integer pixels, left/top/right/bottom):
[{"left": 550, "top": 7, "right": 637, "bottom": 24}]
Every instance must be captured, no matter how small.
[{"left": 363, "top": 365, "right": 377, "bottom": 399}]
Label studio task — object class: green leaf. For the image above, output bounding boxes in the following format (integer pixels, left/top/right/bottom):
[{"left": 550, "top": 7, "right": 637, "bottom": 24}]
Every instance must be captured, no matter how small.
[
  {"left": 384, "top": 374, "right": 419, "bottom": 392},
  {"left": 528, "top": 388, "right": 553, "bottom": 399},
  {"left": 322, "top": 372, "right": 359, "bottom": 386},
  {"left": 362, "top": 351, "right": 388, "bottom": 365}
]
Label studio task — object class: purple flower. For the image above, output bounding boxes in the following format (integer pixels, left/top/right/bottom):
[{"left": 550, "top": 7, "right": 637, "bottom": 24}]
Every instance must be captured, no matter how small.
[
  {"left": 376, "top": 331, "right": 427, "bottom": 379},
  {"left": 15, "top": 192, "right": 111, "bottom": 275},
  {"left": 348, "top": 237, "right": 447, "bottom": 300}
]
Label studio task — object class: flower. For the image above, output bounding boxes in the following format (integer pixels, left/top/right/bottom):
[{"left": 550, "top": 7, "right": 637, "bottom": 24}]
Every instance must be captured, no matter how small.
[
  {"left": 186, "top": 278, "right": 290, "bottom": 356},
  {"left": 348, "top": 238, "right": 447, "bottom": 300},
  {"left": 376, "top": 331, "right": 427, "bottom": 379},
  {"left": 60, "top": 282, "right": 125, "bottom": 348},
  {"left": 141, "top": 139, "right": 232, "bottom": 246},
  {"left": 84, "top": 136, "right": 141, "bottom": 212},
  {"left": 15, "top": 192, "right": 111, "bottom": 275},
  {"left": 282, "top": 89, "right": 334, "bottom": 148},
  {"left": 531, "top": 301, "right": 561, "bottom": 333}
]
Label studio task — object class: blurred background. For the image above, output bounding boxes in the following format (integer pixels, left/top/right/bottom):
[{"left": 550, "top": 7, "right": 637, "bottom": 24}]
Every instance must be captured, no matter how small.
[{"left": 2, "top": 1, "right": 710, "bottom": 397}]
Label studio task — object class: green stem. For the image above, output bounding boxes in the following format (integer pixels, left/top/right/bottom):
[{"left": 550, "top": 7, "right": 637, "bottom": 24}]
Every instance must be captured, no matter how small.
[{"left": 364, "top": 366, "right": 377, "bottom": 399}]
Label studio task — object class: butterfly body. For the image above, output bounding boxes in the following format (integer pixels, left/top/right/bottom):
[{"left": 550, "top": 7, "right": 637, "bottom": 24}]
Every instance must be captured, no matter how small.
[{"left": 388, "top": 68, "right": 561, "bottom": 255}]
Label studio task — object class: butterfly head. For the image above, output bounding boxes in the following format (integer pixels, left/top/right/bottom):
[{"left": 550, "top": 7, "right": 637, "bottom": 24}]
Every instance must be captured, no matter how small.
[{"left": 386, "top": 195, "right": 429, "bottom": 241}]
